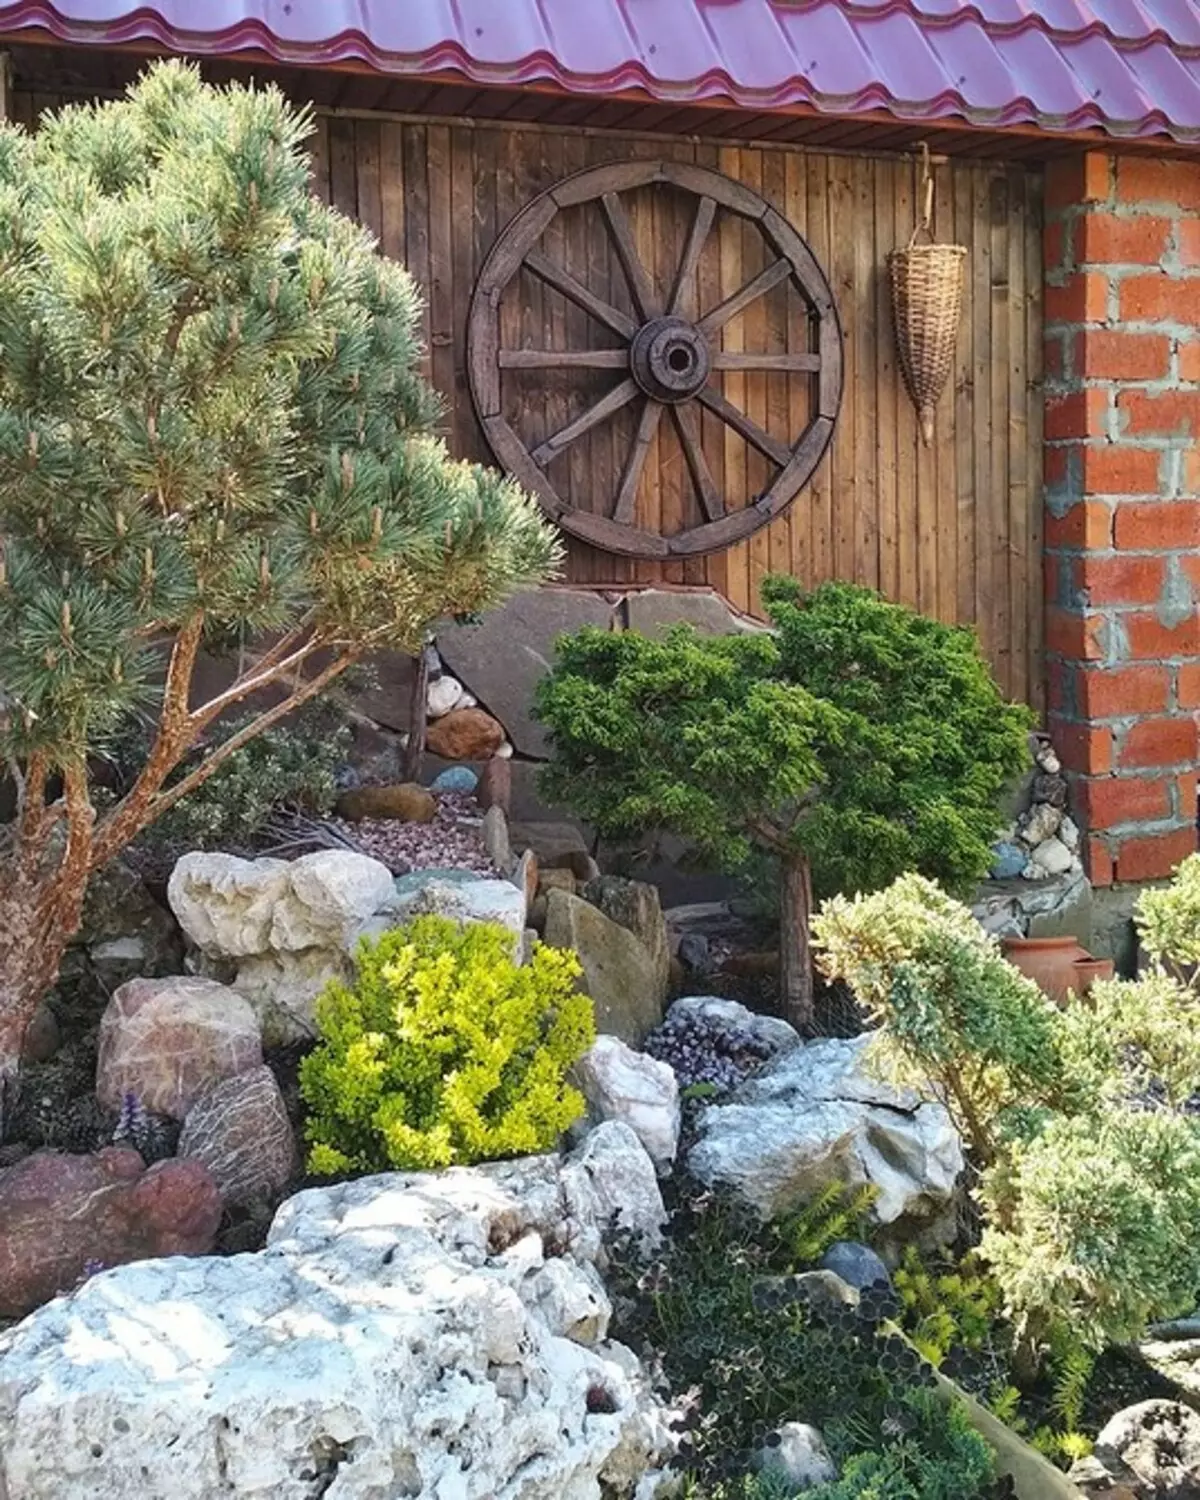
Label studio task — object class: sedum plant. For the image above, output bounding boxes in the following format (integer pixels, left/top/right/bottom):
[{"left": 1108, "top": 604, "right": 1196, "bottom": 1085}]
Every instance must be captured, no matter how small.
[
  {"left": 535, "top": 579, "right": 1029, "bottom": 1029},
  {"left": 0, "top": 62, "right": 558, "bottom": 1119},
  {"left": 300, "top": 916, "right": 594, "bottom": 1174}
]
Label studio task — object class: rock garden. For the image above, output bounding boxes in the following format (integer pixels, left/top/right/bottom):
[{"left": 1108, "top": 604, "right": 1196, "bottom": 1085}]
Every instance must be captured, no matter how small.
[{"left": 5, "top": 66, "right": 1200, "bottom": 1500}]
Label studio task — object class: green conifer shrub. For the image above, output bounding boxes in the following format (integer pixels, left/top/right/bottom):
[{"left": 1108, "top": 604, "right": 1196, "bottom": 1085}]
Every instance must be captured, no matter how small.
[
  {"left": 299, "top": 916, "right": 594, "bottom": 1174},
  {"left": 0, "top": 62, "right": 558, "bottom": 1118},
  {"left": 534, "top": 579, "right": 1029, "bottom": 1029}
]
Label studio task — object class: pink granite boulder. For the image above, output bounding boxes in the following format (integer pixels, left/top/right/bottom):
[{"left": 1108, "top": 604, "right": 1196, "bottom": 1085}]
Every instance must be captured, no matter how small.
[
  {"left": 96, "top": 975, "right": 262, "bottom": 1120},
  {"left": 177, "top": 1065, "right": 296, "bottom": 1210},
  {"left": 0, "top": 1147, "right": 222, "bottom": 1318}
]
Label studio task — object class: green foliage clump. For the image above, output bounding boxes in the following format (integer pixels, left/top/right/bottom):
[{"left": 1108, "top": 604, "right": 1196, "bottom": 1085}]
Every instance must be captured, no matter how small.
[
  {"left": 118, "top": 701, "right": 351, "bottom": 852},
  {"left": 817, "top": 866, "right": 1200, "bottom": 1367},
  {"left": 814, "top": 873, "right": 1071, "bottom": 1160},
  {"left": 786, "top": 1181, "right": 879, "bottom": 1264},
  {"left": 607, "top": 1190, "right": 997, "bottom": 1500},
  {"left": 979, "top": 1107, "right": 1200, "bottom": 1351},
  {"left": 535, "top": 579, "right": 1029, "bottom": 1025},
  {"left": 299, "top": 916, "right": 594, "bottom": 1174},
  {"left": 894, "top": 1247, "right": 1001, "bottom": 1369},
  {"left": 1136, "top": 851, "right": 1200, "bottom": 985}
]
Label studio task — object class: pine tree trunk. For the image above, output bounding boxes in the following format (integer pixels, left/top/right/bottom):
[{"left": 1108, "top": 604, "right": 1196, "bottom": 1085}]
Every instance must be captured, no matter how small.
[
  {"left": 779, "top": 851, "right": 815, "bottom": 1033},
  {"left": 0, "top": 874, "right": 84, "bottom": 1139}
]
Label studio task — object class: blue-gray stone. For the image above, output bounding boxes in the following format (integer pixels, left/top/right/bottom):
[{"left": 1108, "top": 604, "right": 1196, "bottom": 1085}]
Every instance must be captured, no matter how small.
[
  {"left": 432, "top": 766, "right": 479, "bottom": 795},
  {"left": 393, "top": 868, "right": 481, "bottom": 898},
  {"left": 819, "top": 1241, "right": 891, "bottom": 1291},
  {"left": 989, "top": 841, "right": 1027, "bottom": 880}
]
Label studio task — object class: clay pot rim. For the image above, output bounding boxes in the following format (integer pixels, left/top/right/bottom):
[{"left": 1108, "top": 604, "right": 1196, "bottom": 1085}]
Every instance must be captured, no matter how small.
[{"left": 1001, "top": 936, "right": 1087, "bottom": 949}]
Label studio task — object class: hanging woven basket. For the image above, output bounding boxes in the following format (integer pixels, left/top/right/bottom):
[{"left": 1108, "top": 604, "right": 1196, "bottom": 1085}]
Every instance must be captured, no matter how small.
[{"left": 888, "top": 149, "right": 967, "bottom": 446}]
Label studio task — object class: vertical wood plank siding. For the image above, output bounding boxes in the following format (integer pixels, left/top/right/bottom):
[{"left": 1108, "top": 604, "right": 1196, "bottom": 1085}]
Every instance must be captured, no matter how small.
[{"left": 15, "top": 91, "right": 1044, "bottom": 708}]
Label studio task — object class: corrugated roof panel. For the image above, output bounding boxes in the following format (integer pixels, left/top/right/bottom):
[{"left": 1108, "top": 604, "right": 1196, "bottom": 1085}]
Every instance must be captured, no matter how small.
[{"left": 0, "top": 0, "right": 1197, "bottom": 145}]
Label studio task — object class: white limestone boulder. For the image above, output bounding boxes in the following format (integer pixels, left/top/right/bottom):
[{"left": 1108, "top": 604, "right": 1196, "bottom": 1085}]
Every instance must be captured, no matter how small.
[
  {"left": 0, "top": 1123, "right": 669, "bottom": 1500},
  {"left": 687, "top": 1034, "right": 963, "bottom": 1226},
  {"left": 575, "top": 1036, "right": 680, "bottom": 1171}
]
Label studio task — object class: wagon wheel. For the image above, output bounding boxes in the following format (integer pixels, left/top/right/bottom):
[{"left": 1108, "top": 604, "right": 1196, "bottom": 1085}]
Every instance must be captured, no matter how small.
[{"left": 467, "top": 160, "right": 843, "bottom": 559}]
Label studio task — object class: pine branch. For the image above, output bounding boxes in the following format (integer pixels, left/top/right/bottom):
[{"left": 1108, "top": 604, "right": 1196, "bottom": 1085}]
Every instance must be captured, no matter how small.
[
  {"left": 144, "top": 650, "right": 361, "bottom": 826},
  {"left": 188, "top": 634, "right": 325, "bottom": 730}
]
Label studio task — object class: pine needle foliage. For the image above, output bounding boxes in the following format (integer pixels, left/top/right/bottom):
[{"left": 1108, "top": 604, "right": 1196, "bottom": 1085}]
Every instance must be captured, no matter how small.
[{"left": 0, "top": 62, "right": 558, "bottom": 1100}]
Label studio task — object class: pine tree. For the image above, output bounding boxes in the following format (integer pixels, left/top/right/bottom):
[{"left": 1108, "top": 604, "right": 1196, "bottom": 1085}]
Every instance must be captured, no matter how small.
[{"left": 0, "top": 63, "right": 559, "bottom": 1121}]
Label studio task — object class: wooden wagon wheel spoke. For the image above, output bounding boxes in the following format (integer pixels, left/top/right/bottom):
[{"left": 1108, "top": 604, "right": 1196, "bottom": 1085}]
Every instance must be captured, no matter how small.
[
  {"left": 668, "top": 194, "right": 717, "bottom": 318},
  {"left": 613, "top": 399, "right": 663, "bottom": 524},
  {"left": 499, "top": 349, "right": 629, "bottom": 369},
  {"left": 672, "top": 402, "right": 723, "bottom": 520},
  {"left": 711, "top": 352, "right": 821, "bottom": 372},
  {"left": 467, "top": 158, "right": 843, "bottom": 560},
  {"left": 697, "top": 258, "right": 792, "bottom": 337},
  {"left": 525, "top": 250, "right": 637, "bottom": 339},
  {"left": 602, "top": 191, "right": 661, "bottom": 321},
  {"left": 531, "top": 378, "right": 638, "bottom": 467},
  {"left": 698, "top": 384, "right": 793, "bottom": 468}
]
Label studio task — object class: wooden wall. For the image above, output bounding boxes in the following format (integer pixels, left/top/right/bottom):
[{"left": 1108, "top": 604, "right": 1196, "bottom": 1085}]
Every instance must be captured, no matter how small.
[{"left": 11, "top": 90, "right": 1045, "bottom": 709}]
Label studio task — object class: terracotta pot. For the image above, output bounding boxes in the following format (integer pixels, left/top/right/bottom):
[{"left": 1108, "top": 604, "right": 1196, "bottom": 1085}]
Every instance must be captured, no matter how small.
[
  {"left": 1001, "top": 936, "right": 1090, "bottom": 1004},
  {"left": 1071, "top": 957, "right": 1115, "bottom": 996}
]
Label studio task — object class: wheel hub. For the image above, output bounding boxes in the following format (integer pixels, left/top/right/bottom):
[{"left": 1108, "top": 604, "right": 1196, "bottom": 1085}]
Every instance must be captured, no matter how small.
[{"left": 629, "top": 316, "right": 711, "bottom": 403}]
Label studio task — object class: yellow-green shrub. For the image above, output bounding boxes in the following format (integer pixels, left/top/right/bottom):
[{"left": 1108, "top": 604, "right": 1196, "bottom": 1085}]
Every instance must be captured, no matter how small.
[{"left": 300, "top": 916, "right": 595, "bottom": 1174}]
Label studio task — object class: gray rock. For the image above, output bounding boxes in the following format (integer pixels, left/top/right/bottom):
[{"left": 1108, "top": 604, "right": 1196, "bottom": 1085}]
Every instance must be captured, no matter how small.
[
  {"left": 427, "top": 672, "right": 464, "bottom": 718},
  {"left": 687, "top": 1035, "right": 963, "bottom": 1227},
  {"left": 392, "top": 874, "right": 527, "bottom": 948},
  {"left": 61, "top": 856, "right": 183, "bottom": 988},
  {"left": 757, "top": 1422, "right": 838, "bottom": 1490},
  {"left": 1092, "top": 1400, "right": 1200, "bottom": 1498},
  {"left": 544, "top": 890, "right": 666, "bottom": 1046},
  {"left": 438, "top": 588, "right": 617, "bottom": 758},
  {"left": 483, "top": 803, "right": 515, "bottom": 875},
  {"left": 623, "top": 588, "right": 767, "bottom": 639},
  {"left": 990, "top": 841, "right": 1027, "bottom": 880},
  {"left": 1029, "top": 837, "right": 1075, "bottom": 877},
  {"left": 677, "top": 933, "right": 711, "bottom": 971},
  {"left": 582, "top": 876, "right": 671, "bottom": 1016},
  {"left": 177, "top": 1065, "right": 296, "bottom": 1211},
  {"left": 819, "top": 1241, "right": 892, "bottom": 1290},
  {"left": 431, "top": 765, "right": 479, "bottom": 795},
  {"left": 0, "top": 1123, "right": 670, "bottom": 1500},
  {"left": 1019, "top": 802, "right": 1063, "bottom": 847},
  {"left": 575, "top": 1036, "right": 680, "bottom": 1171}
]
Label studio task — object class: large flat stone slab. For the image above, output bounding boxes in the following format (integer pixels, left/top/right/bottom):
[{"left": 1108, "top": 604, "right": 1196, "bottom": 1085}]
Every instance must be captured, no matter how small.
[
  {"left": 623, "top": 587, "right": 767, "bottom": 638},
  {"left": 437, "top": 588, "right": 617, "bottom": 759}
]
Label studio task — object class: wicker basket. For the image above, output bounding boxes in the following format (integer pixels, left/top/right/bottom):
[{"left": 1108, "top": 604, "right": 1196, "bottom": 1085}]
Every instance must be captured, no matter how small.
[{"left": 888, "top": 237, "right": 967, "bottom": 446}]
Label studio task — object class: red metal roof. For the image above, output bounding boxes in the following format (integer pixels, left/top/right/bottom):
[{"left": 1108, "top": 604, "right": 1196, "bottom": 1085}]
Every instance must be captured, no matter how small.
[{"left": 1, "top": 0, "right": 1199, "bottom": 146}]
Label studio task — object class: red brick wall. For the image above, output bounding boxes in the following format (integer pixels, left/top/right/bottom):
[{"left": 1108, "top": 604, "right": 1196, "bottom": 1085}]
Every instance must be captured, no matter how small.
[{"left": 1045, "top": 152, "right": 1200, "bottom": 886}]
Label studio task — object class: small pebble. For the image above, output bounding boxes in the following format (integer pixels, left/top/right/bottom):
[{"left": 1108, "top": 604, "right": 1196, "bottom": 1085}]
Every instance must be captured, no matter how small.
[
  {"left": 432, "top": 767, "right": 479, "bottom": 795},
  {"left": 332, "top": 791, "right": 496, "bottom": 876}
]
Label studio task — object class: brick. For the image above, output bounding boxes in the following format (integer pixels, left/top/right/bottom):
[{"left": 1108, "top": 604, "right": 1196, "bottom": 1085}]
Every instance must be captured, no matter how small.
[
  {"left": 1075, "top": 553, "right": 1166, "bottom": 607},
  {"left": 1044, "top": 334, "right": 1066, "bottom": 382},
  {"left": 1126, "top": 610, "right": 1200, "bottom": 659},
  {"left": 1086, "top": 834, "right": 1115, "bottom": 887},
  {"left": 1045, "top": 389, "right": 1108, "bottom": 441},
  {"left": 1045, "top": 607, "right": 1109, "bottom": 661},
  {"left": 1119, "top": 274, "right": 1200, "bottom": 325},
  {"left": 1177, "top": 771, "right": 1199, "bottom": 821},
  {"left": 1080, "top": 444, "right": 1161, "bottom": 496},
  {"left": 1078, "top": 773, "right": 1172, "bottom": 829},
  {"left": 1046, "top": 663, "right": 1075, "bottom": 716},
  {"left": 1044, "top": 500, "right": 1112, "bottom": 549},
  {"left": 1045, "top": 272, "right": 1110, "bottom": 326},
  {"left": 1177, "top": 662, "right": 1200, "bottom": 709},
  {"left": 1118, "top": 389, "right": 1200, "bottom": 437},
  {"left": 1179, "top": 218, "right": 1200, "bottom": 269},
  {"left": 1076, "top": 329, "right": 1171, "bottom": 381},
  {"left": 1046, "top": 154, "right": 1112, "bottom": 212},
  {"left": 1184, "top": 449, "right": 1200, "bottom": 495},
  {"left": 1077, "top": 212, "right": 1171, "bottom": 266},
  {"left": 1180, "top": 341, "right": 1200, "bottom": 382},
  {"left": 1044, "top": 552, "right": 1067, "bottom": 606},
  {"left": 1118, "top": 156, "right": 1200, "bottom": 213},
  {"left": 1114, "top": 501, "right": 1200, "bottom": 550},
  {"left": 1114, "top": 825, "right": 1198, "bottom": 883},
  {"left": 1053, "top": 720, "right": 1115, "bottom": 775},
  {"left": 1044, "top": 444, "right": 1071, "bottom": 491},
  {"left": 1078, "top": 664, "right": 1171, "bottom": 718},
  {"left": 1120, "top": 715, "right": 1199, "bottom": 768}
]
